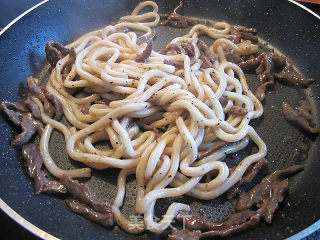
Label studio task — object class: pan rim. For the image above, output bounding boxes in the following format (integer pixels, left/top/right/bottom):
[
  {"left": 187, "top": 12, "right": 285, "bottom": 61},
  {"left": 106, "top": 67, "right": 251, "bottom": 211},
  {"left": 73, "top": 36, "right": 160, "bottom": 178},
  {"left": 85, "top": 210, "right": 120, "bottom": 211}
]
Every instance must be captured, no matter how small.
[{"left": 0, "top": 0, "right": 319, "bottom": 240}]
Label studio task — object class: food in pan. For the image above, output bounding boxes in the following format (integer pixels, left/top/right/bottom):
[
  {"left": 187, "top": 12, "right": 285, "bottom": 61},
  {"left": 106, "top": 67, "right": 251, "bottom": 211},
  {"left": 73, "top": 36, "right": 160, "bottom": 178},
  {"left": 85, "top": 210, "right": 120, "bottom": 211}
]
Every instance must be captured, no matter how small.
[{"left": 1, "top": 1, "right": 317, "bottom": 239}]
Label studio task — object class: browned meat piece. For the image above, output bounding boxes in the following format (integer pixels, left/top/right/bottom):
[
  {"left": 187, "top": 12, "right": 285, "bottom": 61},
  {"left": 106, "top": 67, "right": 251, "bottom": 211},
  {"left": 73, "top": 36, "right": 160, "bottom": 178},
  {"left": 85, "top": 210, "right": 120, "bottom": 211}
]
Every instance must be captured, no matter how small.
[
  {"left": 60, "top": 175, "right": 113, "bottom": 216},
  {"left": 230, "top": 25, "right": 258, "bottom": 44},
  {"left": 12, "top": 113, "right": 44, "bottom": 146},
  {"left": 198, "top": 40, "right": 218, "bottom": 69},
  {"left": 233, "top": 25, "right": 257, "bottom": 33},
  {"left": 136, "top": 40, "right": 153, "bottom": 62},
  {"left": 275, "top": 60, "right": 315, "bottom": 87},
  {"left": 199, "top": 40, "right": 218, "bottom": 61},
  {"left": 60, "top": 175, "right": 114, "bottom": 226},
  {"left": 42, "top": 87, "right": 63, "bottom": 120},
  {"left": 255, "top": 53, "right": 275, "bottom": 83},
  {"left": 200, "top": 55, "right": 213, "bottom": 69},
  {"left": 200, "top": 210, "right": 261, "bottom": 238},
  {"left": 228, "top": 106, "right": 248, "bottom": 115},
  {"left": 174, "top": 165, "right": 303, "bottom": 239},
  {"left": 0, "top": 102, "right": 44, "bottom": 146},
  {"left": 25, "top": 98, "right": 42, "bottom": 120},
  {"left": 238, "top": 53, "right": 299, "bottom": 101},
  {"left": 224, "top": 48, "right": 243, "bottom": 64},
  {"left": 238, "top": 56, "right": 260, "bottom": 71},
  {"left": 239, "top": 53, "right": 313, "bottom": 89},
  {"left": 22, "top": 143, "right": 67, "bottom": 194},
  {"left": 66, "top": 199, "right": 114, "bottom": 227},
  {"left": 160, "top": 2, "right": 195, "bottom": 28},
  {"left": 62, "top": 47, "right": 77, "bottom": 73},
  {"left": 159, "top": 42, "right": 194, "bottom": 58},
  {"left": 45, "top": 40, "right": 70, "bottom": 67},
  {"left": 159, "top": 43, "right": 182, "bottom": 55},
  {"left": 282, "top": 100, "right": 319, "bottom": 134},
  {"left": 181, "top": 43, "right": 195, "bottom": 58},
  {"left": 1, "top": 76, "right": 64, "bottom": 146},
  {"left": 176, "top": 214, "right": 211, "bottom": 231},
  {"left": 2, "top": 101, "right": 28, "bottom": 113},
  {"left": 176, "top": 209, "right": 261, "bottom": 238},
  {"left": 227, "top": 158, "right": 269, "bottom": 199},
  {"left": 298, "top": 100, "right": 314, "bottom": 120},
  {"left": 254, "top": 81, "right": 274, "bottom": 101},
  {"left": 27, "top": 76, "right": 55, "bottom": 118},
  {"left": 238, "top": 52, "right": 285, "bottom": 77},
  {"left": 0, "top": 101, "right": 27, "bottom": 125},
  {"left": 136, "top": 29, "right": 156, "bottom": 45},
  {"left": 164, "top": 59, "right": 184, "bottom": 69},
  {"left": 197, "top": 141, "right": 227, "bottom": 159},
  {"left": 80, "top": 103, "right": 91, "bottom": 115},
  {"left": 168, "top": 228, "right": 201, "bottom": 240},
  {"left": 42, "top": 181, "right": 68, "bottom": 193},
  {"left": 236, "top": 165, "right": 304, "bottom": 222},
  {"left": 27, "top": 76, "right": 62, "bottom": 119}
]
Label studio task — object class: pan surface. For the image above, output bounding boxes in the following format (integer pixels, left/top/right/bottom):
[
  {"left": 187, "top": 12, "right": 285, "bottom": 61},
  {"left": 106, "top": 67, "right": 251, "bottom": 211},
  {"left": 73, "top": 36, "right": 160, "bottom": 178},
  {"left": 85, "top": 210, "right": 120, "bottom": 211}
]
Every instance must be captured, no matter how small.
[{"left": 0, "top": 0, "right": 319, "bottom": 239}]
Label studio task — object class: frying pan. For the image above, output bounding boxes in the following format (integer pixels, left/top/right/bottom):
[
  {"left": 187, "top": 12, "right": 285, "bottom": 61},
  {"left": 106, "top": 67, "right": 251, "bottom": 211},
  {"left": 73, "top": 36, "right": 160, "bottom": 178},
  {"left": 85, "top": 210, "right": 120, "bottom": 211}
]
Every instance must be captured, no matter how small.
[{"left": 0, "top": 0, "right": 319, "bottom": 239}]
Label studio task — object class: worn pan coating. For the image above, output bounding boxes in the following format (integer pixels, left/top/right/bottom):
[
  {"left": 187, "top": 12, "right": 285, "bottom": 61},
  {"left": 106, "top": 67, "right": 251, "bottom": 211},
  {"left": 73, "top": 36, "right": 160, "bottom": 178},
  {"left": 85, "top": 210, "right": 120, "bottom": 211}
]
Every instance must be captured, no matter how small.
[{"left": 0, "top": 0, "right": 319, "bottom": 239}]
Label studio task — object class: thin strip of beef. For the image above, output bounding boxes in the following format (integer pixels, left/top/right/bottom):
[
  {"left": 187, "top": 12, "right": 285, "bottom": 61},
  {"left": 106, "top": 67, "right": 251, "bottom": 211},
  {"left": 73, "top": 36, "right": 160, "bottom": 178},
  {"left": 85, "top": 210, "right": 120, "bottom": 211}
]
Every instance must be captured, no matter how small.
[
  {"left": 62, "top": 47, "right": 77, "bottom": 73},
  {"left": 238, "top": 56, "right": 260, "bottom": 71},
  {"left": 168, "top": 228, "right": 201, "bottom": 240},
  {"left": 173, "top": 165, "right": 303, "bottom": 239},
  {"left": 27, "top": 76, "right": 55, "bottom": 118},
  {"left": 80, "top": 103, "right": 91, "bottom": 115},
  {"left": 228, "top": 106, "right": 248, "bottom": 116},
  {"left": 181, "top": 43, "right": 195, "bottom": 58},
  {"left": 238, "top": 52, "right": 285, "bottom": 75},
  {"left": 22, "top": 143, "right": 67, "bottom": 194},
  {"left": 1, "top": 101, "right": 44, "bottom": 146},
  {"left": 0, "top": 101, "right": 26, "bottom": 125},
  {"left": 227, "top": 158, "right": 269, "bottom": 199},
  {"left": 176, "top": 209, "right": 261, "bottom": 238},
  {"left": 136, "top": 40, "right": 153, "bottom": 62},
  {"left": 200, "top": 210, "right": 261, "bottom": 238},
  {"left": 160, "top": 2, "right": 194, "bottom": 28},
  {"left": 233, "top": 25, "right": 257, "bottom": 33},
  {"left": 255, "top": 53, "right": 274, "bottom": 83},
  {"left": 236, "top": 165, "right": 304, "bottom": 212},
  {"left": 200, "top": 55, "right": 213, "bottom": 69},
  {"left": 255, "top": 81, "right": 274, "bottom": 101},
  {"left": 45, "top": 40, "right": 70, "bottom": 67},
  {"left": 66, "top": 199, "right": 114, "bottom": 227},
  {"left": 11, "top": 113, "right": 44, "bottom": 146},
  {"left": 225, "top": 48, "right": 243, "bottom": 64},
  {"left": 230, "top": 25, "right": 258, "bottom": 44},
  {"left": 164, "top": 59, "right": 184, "bottom": 69},
  {"left": 159, "top": 43, "right": 182, "bottom": 55},
  {"left": 60, "top": 175, "right": 113, "bottom": 215},
  {"left": 197, "top": 141, "right": 227, "bottom": 160},
  {"left": 25, "top": 98, "right": 42, "bottom": 120},
  {"left": 198, "top": 40, "right": 218, "bottom": 68},
  {"left": 238, "top": 52, "right": 287, "bottom": 101},
  {"left": 275, "top": 60, "right": 315, "bottom": 87},
  {"left": 42, "top": 87, "right": 63, "bottom": 120},
  {"left": 298, "top": 100, "right": 314, "bottom": 121},
  {"left": 282, "top": 101, "right": 319, "bottom": 134}
]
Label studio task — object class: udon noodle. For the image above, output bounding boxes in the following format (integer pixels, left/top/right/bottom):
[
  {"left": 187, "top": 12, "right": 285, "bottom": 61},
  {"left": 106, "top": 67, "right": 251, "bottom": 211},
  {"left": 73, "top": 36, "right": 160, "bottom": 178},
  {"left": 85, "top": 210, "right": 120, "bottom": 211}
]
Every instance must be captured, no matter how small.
[{"left": 35, "top": 1, "right": 266, "bottom": 234}]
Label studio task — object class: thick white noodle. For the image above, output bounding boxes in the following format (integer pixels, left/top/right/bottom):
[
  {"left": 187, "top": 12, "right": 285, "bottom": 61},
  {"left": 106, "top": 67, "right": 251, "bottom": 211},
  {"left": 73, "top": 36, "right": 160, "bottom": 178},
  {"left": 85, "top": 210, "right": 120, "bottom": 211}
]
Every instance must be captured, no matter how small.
[{"left": 40, "top": 1, "right": 266, "bottom": 234}]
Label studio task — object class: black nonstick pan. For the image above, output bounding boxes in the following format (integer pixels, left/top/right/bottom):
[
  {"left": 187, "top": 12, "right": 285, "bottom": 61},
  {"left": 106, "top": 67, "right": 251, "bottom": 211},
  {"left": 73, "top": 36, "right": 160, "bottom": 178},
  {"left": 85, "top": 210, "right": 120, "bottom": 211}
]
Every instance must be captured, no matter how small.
[{"left": 0, "top": 0, "right": 319, "bottom": 239}]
